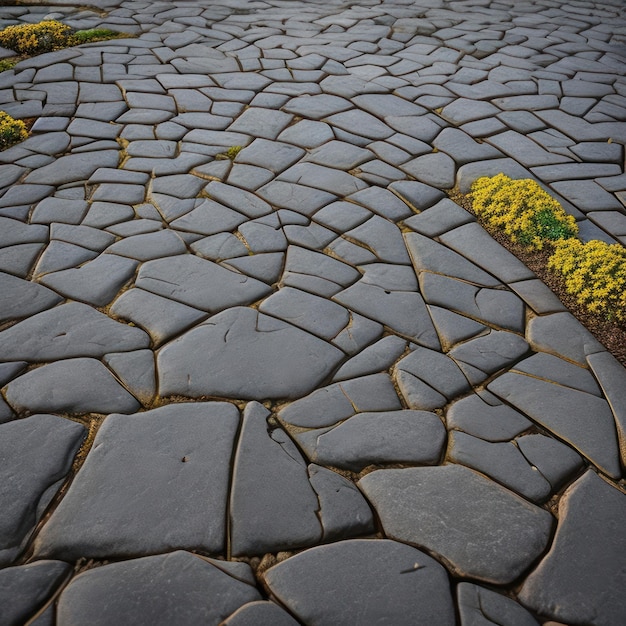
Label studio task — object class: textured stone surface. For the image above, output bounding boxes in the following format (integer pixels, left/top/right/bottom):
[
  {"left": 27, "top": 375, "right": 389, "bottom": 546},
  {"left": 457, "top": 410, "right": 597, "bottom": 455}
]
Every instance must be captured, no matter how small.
[
  {"left": 264, "top": 540, "right": 456, "bottom": 626},
  {"left": 56, "top": 551, "right": 261, "bottom": 626},
  {"left": 360, "top": 465, "right": 553, "bottom": 584},
  {"left": 33, "top": 403, "right": 239, "bottom": 560}
]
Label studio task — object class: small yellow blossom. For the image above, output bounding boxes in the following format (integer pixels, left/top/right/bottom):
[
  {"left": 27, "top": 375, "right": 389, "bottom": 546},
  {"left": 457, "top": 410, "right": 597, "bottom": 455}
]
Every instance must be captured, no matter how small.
[{"left": 0, "top": 111, "right": 27, "bottom": 150}]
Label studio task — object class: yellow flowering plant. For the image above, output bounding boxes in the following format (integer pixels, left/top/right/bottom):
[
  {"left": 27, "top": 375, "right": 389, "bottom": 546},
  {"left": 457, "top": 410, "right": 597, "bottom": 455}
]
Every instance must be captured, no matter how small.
[
  {"left": 470, "top": 173, "right": 578, "bottom": 249},
  {"left": 0, "top": 20, "right": 75, "bottom": 55},
  {"left": 0, "top": 111, "right": 27, "bottom": 150},
  {"left": 548, "top": 239, "right": 626, "bottom": 322}
]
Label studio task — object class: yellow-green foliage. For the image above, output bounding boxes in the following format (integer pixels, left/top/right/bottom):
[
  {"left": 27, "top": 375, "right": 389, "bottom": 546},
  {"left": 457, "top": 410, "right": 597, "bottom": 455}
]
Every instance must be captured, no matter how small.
[
  {"left": 548, "top": 238, "right": 626, "bottom": 321},
  {"left": 471, "top": 173, "right": 578, "bottom": 249},
  {"left": 0, "top": 111, "right": 27, "bottom": 150},
  {"left": 0, "top": 20, "right": 75, "bottom": 55}
]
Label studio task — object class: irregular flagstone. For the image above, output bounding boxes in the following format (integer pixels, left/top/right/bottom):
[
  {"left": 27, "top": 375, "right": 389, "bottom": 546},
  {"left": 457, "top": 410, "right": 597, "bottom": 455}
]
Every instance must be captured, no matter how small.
[
  {"left": 0, "top": 560, "right": 72, "bottom": 626},
  {"left": 527, "top": 312, "right": 604, "bottom": 364},
  {"left": 56, "top": 551, "right": 261, "bottom": 626},
  {"left": 38, "top": 254, "right": 138, "bottom": 307},
  {"left": 110, "top": 287, "right": 207, "bottom": 347},
  {"left": 333, "top": 267, "right": 440, "bottom": 348},
  {"left": 33, "top": 403, "right": 239, "bottom": 561},
  {"left": 446, "top": 391, "right": 533, "bottom": 442},
  {"left": 587, "top": 351, "right": 626, "bottom": 467},
  {"left": 230, "top": 402, "right": 322, "bottom": 556},
  {"left": 105, "top": 229, "right": 187, "bottom": 261},
  {"left": 4, "top": 358, "right": 141, "bottom": 416},
  {"left": 135, "top": 254, "right": 271, "bottom": 311},
  {"left": 0, "top": 243, "right": 44, "bottom": 278},
  {"left": 102, "top": 350, "right": 156, "bottom": 405},
  {"left": 263, "top": 539, "right": 456, "bottom": 626},
  {"left": 449, "top": 431, "right": 553, "bottom": 502},
  {"left": 346, "top": 215, "right": 410, "bottom": 264},
  {"left": 278, "top": 373, "right": 401, "bottom": 428},
  {"left": 157, "top": 307, "right": 344, "bottom": 400},
  {"left": 457, "top": 583, "right": 540, "bottom": 626},
  {"left": 296, "top": 409, "right": 446, "bottom": 471},
  {"left": 222, "top": 601, "right": 301, "bottom": 626},
  {"left": 33, "top": 241, "right": 99, "bottom": 278},
  {"left": 488, "top": 371, "right": 621, "bottom": 478},
  {"left": 307, "top": 464, "right": 374, "bottom": 541},
  {"left": 359, "top": 465, "right": 553, "bottom": 584},
  {"left": 0, "top": 272, "right": 63, "bottom": 324},
  {"left": 332, "top": 335, "right": 407, "bottom": 381},
  {"left": 0, "top": 415, "right": 85, "bottom": 566},
  {"left": 395, "top": 346, "right": 470, "bottom": 410},
  {"left": 519, "top": 471, "right": 626, "bottom": 626},
  {"left": 24, "top": 150, "right": 120, "bottom": 185},
  {"left": 0, "top": 302, "right": 149, "bottom": 362}
]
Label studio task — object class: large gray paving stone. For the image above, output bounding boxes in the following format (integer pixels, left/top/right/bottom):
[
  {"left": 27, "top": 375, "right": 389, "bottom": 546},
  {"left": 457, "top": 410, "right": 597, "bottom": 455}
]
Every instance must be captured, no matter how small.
[
  {"left": 233, "top": 138, "right": 305, "bottom": 173},
  {"left": 457, "top": 583, "right": 539, "bottom": 626},
  {"left": 263, "top": 539, "right": 455, "bottom": 626},
  {"left": 102, "top": 350, "right": 156, "bottom": 406},
  {"left": 157, "top": 307, "right": 344, "bottom": 400},
  {"left": 205, "top": 180, "right": 274, "bottom": 218},
  {"left": 488, "top": 371, "right": 621, "bottom": 478},
  {"left": 325, "top": 109, "right": 394, "bottom": 140},
  {"left": 519, "top": 470, "right": 626, "bottom": 626},
  {"left": 359, "top": 465, "right": 553, "bottom": 584},
  {"left": 347, "top": 186, "right": 413, "bottom": 221},
  {"left": 105, "top": 229, "right": 187, "bottom": 261},
  {"left": 257, "top": 180, "right": 337, "bottom": 216},
  {"left": 34, "top": 403, "right": 239, "bottom": 561},
  {"left": 297, "top": 409, "right": 446, "bottom": 471},
  {"left": 401, "top": 152, "right": 456, "bottom": 188},
  {"left": 449, "top": 431, "right": 553, "bottom": 502},
  {"left": 39, "top": 254, "right": 137, "bottom": 307},
  {"left": 303, "top": 140, "right": 372, "bottom": 170},
  {"left": 135, "top": 254, "right": 271, "bottom": 312},
  {"left": 50, "top": 223, "right": 116, "bottom": 252},
  {"left": 282, "top": 93, "right": 352, "bottom": 119},
  {"left": 332, "top": 335, "right": 407, "bottom": 381},
  {"left": 405, "top": 231, "right": 501, "bottom": 287},
  {"left": 0, "top": 216, "right": 48, "bottom": 248},
  {"left": 0, "top": 560, "right": 72, "bottom": 626},
  {"left": 24, "top": 150, "right": 120, "bottom": 185},
  {"left": 279, "top": 162, "right": 368, "bottom": 196},
  {"left": 170, "top": 199, "right": 247, "bottom": 236},
  {"left": 0, "top": 272, "right": 63, "bottom": 324},
  {"left": 3, "top": 358, "right": 141, "bottom": 416},
  {"left": 228, "top": 107, "right": 293, "bottom": 139},
  {"left": 222, "top": 601, "right": 300, "bottom": 626},
  {"left": 0, "top": 243, "right": 44, "bottom": 279},
  {"left": 428, "top": 306, "right": 487, "bottom": 352},
  {"left": 56, "top": 551, "right": 260, "bottom": 626},
  {"left": 346, "top": 215, "right": 410, "bottom": 264},
  {"left": 587, "top": 351, "right": 626, "bottom": 468},
  {"left": 419, "top": 273, "right": 526, "bottom": 333},
  {"left": 527, "top": 312, "right": 604, "bottom": 364},
  {"left": 230, "top": 402, "right": 321, "bottom": 556},
  {"left": 0, "top": 302, "right": 149, "bottom": 362},
  {"left": 388, "top": 180, "right": 446, "bottom": 211},
  {"left": 0, "top": 415, "right": 85, "bottom": 566},
  {"left": 278, "top": 373, "right": 401, "bottom": 429},
  {"left": 110, "top": 287, "right": 206, "bottom": 347}
]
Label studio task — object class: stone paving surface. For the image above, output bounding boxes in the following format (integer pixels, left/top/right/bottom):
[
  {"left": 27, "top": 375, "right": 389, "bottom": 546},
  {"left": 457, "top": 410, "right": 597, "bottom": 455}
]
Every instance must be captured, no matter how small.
[{"left": 0, "top": 0, "right": 625, "bottom": 623}]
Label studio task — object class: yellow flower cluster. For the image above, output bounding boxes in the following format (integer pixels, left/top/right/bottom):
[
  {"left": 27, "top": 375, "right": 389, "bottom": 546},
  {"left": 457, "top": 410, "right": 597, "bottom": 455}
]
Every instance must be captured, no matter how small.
[
  {"left": 470, "top": 173, "right": 578, "bottom": 249},
  {"left": 0, "top": 111, "right": 27, "bottom": 150},
  {"left": 548, "top": 239, "right": 626, "bottom": 322},
  {"left": 0, "top": 20, "right": 75, "bottom": 55}
]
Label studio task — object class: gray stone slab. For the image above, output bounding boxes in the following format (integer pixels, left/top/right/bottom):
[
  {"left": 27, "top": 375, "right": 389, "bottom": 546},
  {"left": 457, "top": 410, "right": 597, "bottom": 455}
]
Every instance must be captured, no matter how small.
[
  {"left": 307, "top": 464, "right": 374, "bottom": 541},
  {"left": 347, "top": 186, "right": 413, "bottom": 221},
  {"left": 388, "top": 180, "right": 445, "bottom": 211},
  {"left": 222, "top": 252, "right": 284, "bottom": 284},
  {"left": 0, "top": 217, "right": 48, "bottom": 249},
  {"left": 457, "top": 583, "right": 539, "bottom": 626},
  {"left": 56, "top": 551, "right": 260, "bottom": 625},
  {"left": 105, "top": 229, "right": 187, "bottom": 261},
  {"left": 441, "top": 98, "right": 501, "bottom": 124},
  {"left": 283, "top": 93, "right": 352, "bottom": 119},
  {"left": 260, "top": 287, "right": 350, "bottom": 340},
  {"left": 332, "top": 311, "right": 383, "bottom": 355},
  {"left": 102, "top": 350, "right": 156, "bottom": 405},
  {"left": 297, "top": 409, "right": 445, "bottom": 471},
  {"left": 135, "top": 254, "right": 270, "bottom": 312},
  {"left": 303, "top": 140, "right": 372, "bottom": 170},
  {"left": 519, "top": 470, "right": 626, "bottom": 626},
  {"left": 264, "top": 539, "right": 455, "bottom": 626},
  {"left": 526, "top": 312, "right": 604, "bottom": 364},
  {"left": 439, "top": 222, "right": 535, "bottom": 283},
  {"left": 222, "top": 601, "right": 300, "bottom": 626},
  {"left": 258, "top": 180, "right": 336, "bottom": 216},
  {"left": 446, "top": 391, "right": 533, "bottom": 442},
  {"left": 488, "top": 371, "right": 621, "bottom": 478},
  {"left": 0, "top": 301, "right": 149, "bottom": 362},
  {"left": 228, "top": 107, "right": 293, "bottom": 139},
  {"left": 278, "top": 373, "right": 400, "bottom": 429},
  {"left": 277, "top": 119, "right": 335, "bottom": 148},
  {"left": 0, "top": 243, "right": 43, "bottom": 278},
  {"left": 34, "top": 403, "right": 239, "bottom": 561},
  {"left": 449, "top": 330, "right": 530, "bottom": 377},
  {"left": 0, "top": 414, "right": 85, "bottom": 565},
  {"left": 170, "top": 199, "right": 247, "bottom": 236},
  {"left": 39, "top": 254, "right": 137, "bottom": 307},
  {"left": 359, "top": 465, "right": 553, "bottom": 584},
  {"left": 326, "top": 109, "right": 394, "bottom": 140},
  {"left": 4, "top": 358, "right": 140, "bottom": 416},
  {"left": 110, "top": 287, "right": 206, "bottom": 347},
  {"left": 401, "top": 152, "right": 456, "bottom": 189},
  {"left": 157, "top": 307, "right": 344, "bottom": 400},
  {"left": 449, "top": 431, "right": 552, "bottom": 502},
  {"left": 333, "top": 276, "right": 440, "bottom": 348},
  {"left": 0, "top": 272, "right": 63, "bottom": 324},
  {"left": 420, "top": 273, "right": 525, "bottom": 333},
  {"left": 205, "top": 181, "right": 273, "bottom": 218},
  {"left": 333, "top": 335, "right": 407, "bottom": 381},
  {"left": 230, "top": 402, "right": 321, "bottom": 556},
  {"left": 455, "top": 158, "right": 532, "bottom": 194},
  {"left": 24, "top": 150, "right": 120, "bottom": 185},
  {"left": 405, "top": 231, "right": 501, "bottom": 286},
  {"left": 30, "top": 197, "right": 89, "bottom": 225},
  {"left": 0, "top": 560, "right": 71, "bottom": 626},
  {"left": 346, "top": 216, "right": 410, "bottom": 264}
]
